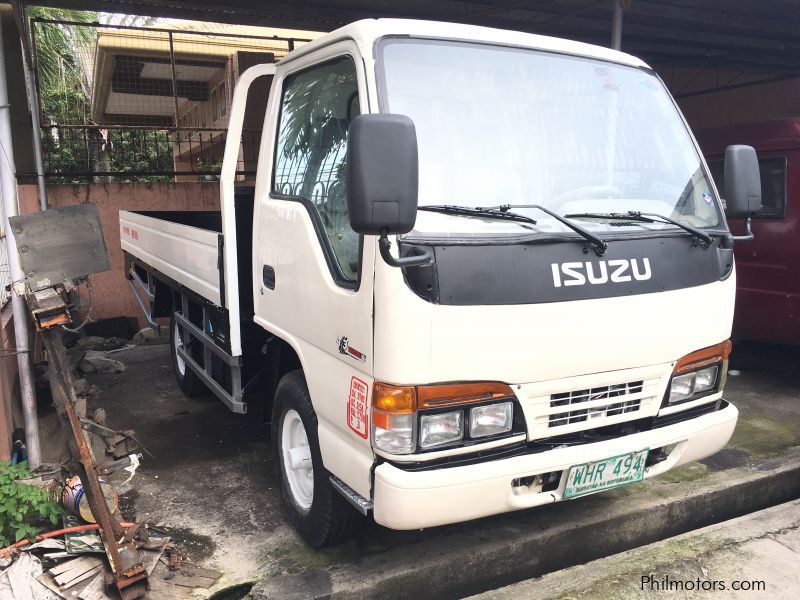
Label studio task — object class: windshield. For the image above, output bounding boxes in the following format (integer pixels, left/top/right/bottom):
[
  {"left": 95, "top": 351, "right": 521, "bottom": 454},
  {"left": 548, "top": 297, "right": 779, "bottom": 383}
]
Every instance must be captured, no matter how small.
[{"left": 377, "top": 38, "right": 721, "bottom": 237}]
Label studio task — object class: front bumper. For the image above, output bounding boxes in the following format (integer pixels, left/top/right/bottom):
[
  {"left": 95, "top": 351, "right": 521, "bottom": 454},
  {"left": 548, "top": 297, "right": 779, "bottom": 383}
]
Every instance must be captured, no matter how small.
[{"left": 373, "top": 401, "right": 738, "bottom": 530}]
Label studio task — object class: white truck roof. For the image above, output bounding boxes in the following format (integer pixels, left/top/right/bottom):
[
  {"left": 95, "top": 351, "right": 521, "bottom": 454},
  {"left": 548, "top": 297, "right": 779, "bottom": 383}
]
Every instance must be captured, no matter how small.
[{"left": 279, "top": 18, "right": 650, "bottom": 70}]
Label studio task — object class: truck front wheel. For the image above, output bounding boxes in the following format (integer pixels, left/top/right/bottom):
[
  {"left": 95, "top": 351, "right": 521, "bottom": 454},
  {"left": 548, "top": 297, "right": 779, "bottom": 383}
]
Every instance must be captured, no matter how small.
[
  {"left": 272, "top": 370, "right": 359, "bottom": 547},
  {"left": 169, "top": 312, "right": 206, "bottom": 397}
]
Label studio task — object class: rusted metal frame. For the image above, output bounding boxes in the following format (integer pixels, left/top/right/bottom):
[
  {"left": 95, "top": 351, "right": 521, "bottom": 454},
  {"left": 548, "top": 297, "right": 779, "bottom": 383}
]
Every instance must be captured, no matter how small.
[
  {"left": 29, "top": 286, "right": 147, "bottom": 597},
  {"left": 40, "top": 329, "right": 147, "bottom": 598}
]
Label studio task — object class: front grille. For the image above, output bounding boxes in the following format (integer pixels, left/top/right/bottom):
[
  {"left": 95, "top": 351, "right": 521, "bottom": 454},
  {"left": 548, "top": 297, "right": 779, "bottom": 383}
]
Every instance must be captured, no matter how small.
[{"left": 548, "top": 380, "right": 644, "bottom": 428}]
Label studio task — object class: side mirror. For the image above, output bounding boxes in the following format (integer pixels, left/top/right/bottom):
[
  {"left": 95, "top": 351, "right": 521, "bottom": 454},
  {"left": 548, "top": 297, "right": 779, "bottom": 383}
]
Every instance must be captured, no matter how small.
[
  {"left": 347, "top": 114, "right": 432, "bottom": 267},
  {"left": 347, "top": 114, "right": 418, "bottom": 235},
  {"left": 723, "top": 145, "right": 762, "bottom": 217},
  {"left": 723, "top": 145, "right": 762, "bottom": 242}
]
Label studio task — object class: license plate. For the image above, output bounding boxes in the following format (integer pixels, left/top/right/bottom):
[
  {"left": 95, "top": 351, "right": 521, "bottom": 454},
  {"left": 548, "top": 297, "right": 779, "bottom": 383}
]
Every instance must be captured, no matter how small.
[{"left": 564, "top": 449, "right": 649, "bottom": 499}]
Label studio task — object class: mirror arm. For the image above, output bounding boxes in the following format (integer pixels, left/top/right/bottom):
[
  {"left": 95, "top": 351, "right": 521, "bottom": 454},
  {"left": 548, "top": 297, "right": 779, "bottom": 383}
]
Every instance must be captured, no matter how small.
[
  {"left": 730, "top": 215, "right": 755, "bottom": 242},
  {"left": 379, "top": 231, "right": 434, "bottom": 268}
]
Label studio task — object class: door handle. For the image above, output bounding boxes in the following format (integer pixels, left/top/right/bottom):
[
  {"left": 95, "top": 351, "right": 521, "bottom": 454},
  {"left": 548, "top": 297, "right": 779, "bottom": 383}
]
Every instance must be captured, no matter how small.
[{"left": 262, "top": 265, "right": 276, "bottom": 290}]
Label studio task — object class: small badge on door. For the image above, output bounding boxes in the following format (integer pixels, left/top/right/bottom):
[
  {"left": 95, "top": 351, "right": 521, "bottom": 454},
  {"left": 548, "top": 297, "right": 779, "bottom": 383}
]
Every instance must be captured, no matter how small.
[{"left": 337, "top": 336, "right": 367, "bottom": 362}]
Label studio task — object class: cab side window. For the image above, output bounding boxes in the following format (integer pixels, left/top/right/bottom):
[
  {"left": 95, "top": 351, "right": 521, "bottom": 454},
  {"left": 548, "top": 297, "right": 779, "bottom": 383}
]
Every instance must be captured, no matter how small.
[{"left": 273, "top": 56, "right": 361, "bottom": 282}]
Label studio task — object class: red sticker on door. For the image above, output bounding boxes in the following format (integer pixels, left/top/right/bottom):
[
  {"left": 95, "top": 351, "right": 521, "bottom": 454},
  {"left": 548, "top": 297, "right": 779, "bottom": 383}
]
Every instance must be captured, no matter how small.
[{"left": 347, "top": 377, "right": 369, "bottom": 439}]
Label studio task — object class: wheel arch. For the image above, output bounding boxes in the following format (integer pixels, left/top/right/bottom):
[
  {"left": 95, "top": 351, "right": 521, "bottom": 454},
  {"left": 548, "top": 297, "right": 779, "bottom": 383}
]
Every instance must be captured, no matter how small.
[{"left": 258, "top": 325, "right": 307, "bottom": 422}]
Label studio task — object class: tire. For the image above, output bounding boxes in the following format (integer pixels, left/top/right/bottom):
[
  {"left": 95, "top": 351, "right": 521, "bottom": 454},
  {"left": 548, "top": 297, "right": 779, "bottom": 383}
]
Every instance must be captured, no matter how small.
[
  {"left": 169, "top": 312, "right": 207, "bottom": 397},
  {"left": 272, "top": 370, "right": 359, "bottom": 547}
]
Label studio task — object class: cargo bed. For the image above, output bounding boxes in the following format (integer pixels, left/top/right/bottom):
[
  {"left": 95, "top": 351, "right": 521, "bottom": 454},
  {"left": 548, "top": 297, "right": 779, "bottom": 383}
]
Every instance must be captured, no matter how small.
[
  {"left": 119, "top": 64, "right": 274, "bottom": 415},
  {"left": 120, "top": 189, "right": 257, "bottom": 413}
]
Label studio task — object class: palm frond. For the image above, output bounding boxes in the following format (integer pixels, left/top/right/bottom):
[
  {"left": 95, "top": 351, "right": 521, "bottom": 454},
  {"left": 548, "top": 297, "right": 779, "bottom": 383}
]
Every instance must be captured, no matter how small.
[{"left": 30, "top": 7, "right": 97, "bottom": 90}]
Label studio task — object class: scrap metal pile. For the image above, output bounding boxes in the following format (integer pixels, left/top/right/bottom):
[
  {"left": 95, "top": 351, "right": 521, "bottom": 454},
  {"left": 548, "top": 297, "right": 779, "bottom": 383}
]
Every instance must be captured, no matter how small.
[{"left": 0, "top": 205, "right": 220, "bottom": 599}]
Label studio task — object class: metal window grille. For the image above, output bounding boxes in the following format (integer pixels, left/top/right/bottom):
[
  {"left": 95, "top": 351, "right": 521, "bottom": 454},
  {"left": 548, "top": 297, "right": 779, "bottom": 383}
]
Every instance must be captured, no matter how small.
[{"left": 32, "top": 18, "right": 310, "bottom": 181}]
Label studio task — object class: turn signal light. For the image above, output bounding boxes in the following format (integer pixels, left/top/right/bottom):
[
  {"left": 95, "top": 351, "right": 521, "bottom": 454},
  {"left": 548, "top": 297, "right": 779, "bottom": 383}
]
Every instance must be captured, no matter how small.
[
  {"left": 372, "top": 383, "right": 416, "bottom": 454},
  {"left": 373, "top": 383, "right": 415, "bottom": 413},
  {"left": 674, "top": 340, "right": 732, "bottom": 374},
  {"left": 417, "top": 382, "right": 514, "bottom": 409}
]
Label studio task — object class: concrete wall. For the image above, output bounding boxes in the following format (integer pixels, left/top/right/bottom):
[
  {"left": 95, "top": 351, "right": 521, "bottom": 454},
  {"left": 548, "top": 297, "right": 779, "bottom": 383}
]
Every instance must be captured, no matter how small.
[{"left": 18, "top": 183, "right": 221, "bottom": 326}]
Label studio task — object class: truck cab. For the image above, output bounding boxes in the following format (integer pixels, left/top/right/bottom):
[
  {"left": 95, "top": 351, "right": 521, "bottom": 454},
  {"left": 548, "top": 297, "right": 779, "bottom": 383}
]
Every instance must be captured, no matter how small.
[{"left": 122, "top": 19, "right": 762, "bottom": 547}]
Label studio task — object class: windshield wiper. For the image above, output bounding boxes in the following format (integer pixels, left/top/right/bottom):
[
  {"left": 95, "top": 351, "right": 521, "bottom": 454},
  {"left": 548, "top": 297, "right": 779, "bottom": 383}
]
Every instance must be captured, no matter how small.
[
  {"left": 480, "top": 204, "right": 608, "bottom": 255},
  {"left": 418, "top": 204, "right": 537, "bottom": 226},
  {"left": 565, "top": 211, "right": 713, "bottom": 246}
]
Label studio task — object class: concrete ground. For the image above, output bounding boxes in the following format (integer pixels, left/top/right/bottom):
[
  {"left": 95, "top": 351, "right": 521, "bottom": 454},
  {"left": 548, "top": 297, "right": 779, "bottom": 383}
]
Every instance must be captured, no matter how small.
[
  {"left": 470, "top": 499, "right": 800, "bottom": 600},
  {"left": 37, "top": 339, "right": 800, "bottom": 598}
]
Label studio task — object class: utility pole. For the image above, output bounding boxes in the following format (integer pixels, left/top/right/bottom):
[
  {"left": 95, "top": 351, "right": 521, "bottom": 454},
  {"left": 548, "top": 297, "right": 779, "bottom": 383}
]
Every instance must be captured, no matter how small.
[
  {"left": 0, "top": 15, "right": 41, "bottom": 468},
  {"left": 611, "top": 0, "right": 624, "bottom": 51}
]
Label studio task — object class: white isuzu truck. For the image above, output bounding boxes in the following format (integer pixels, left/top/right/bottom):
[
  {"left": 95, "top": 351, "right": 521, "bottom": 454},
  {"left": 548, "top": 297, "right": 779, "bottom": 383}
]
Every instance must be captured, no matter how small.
[{"left": 120, "top": 19, "right": 762, "bottom": 547}]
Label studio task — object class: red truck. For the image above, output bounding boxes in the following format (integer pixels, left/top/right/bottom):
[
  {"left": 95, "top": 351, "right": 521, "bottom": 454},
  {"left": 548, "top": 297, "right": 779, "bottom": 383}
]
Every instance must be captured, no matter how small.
[{"left": 698, "top": 119, "right": 800, "bottom": 346}]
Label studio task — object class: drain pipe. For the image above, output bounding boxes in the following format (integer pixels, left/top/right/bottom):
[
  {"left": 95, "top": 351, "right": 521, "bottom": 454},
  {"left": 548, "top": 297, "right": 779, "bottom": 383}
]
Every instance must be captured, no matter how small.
[{"left": 0, "top": 18, "right": 40, "bottom": 468}]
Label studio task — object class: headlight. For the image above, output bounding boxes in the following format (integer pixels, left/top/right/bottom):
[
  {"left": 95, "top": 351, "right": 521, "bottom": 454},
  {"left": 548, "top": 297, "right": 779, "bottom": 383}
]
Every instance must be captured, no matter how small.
[
  {"left": 419, "top": 411, "right": 463, "bottom": 448},
  {"left": 669, "top": 372, "right": 696, "bottom": 403},
  {"left": 470, "top": 402, "right": 513, "bottom": 438},
  {"left": 665, "top": 341, "right": 731, "bottom": 406},
  {"left": 372, "top": 382, "right": 522, "bottom": 455},
  {"left": 694, "top": 365, "right": 718, "bottom": 392},
  {"left": 668, "top": 365, "right": 720, "bottom": 404}
]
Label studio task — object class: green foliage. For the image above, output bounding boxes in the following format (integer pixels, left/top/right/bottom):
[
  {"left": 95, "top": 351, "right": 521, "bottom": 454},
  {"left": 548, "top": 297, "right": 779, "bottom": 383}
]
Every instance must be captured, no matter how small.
[
  {"left": 0, "top": 462, "right": 64, "bottom": 548},
  {"left": 29, "top": 7, "right": 97, "bottom": 94}
]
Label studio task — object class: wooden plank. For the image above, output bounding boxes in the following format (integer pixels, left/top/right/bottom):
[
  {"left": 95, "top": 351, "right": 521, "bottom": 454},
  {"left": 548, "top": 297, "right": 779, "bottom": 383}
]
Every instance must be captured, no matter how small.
[
  {"left": 54, "top": 557, "right": 103, "bottom": 586},
  {"left": 37, "top": 573, "right": 69, "bottom": 599},
  {"left": 60, "top": 563, "right": 104, "bottom": 589},
  {"left": 49, "top": 555, "right": 97, "bottom": 576},
  {"left": 40, "top": 565, "right": 109, "bottom": 600},
  {"left": 142, "top": 539, "right": 170, "bottom": 575}
]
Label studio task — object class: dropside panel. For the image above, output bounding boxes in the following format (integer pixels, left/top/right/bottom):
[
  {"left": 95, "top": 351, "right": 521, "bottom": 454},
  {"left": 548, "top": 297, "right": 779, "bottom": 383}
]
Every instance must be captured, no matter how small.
[{"left": 120, "top": 210, "right": 222, "bottom": 306}]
